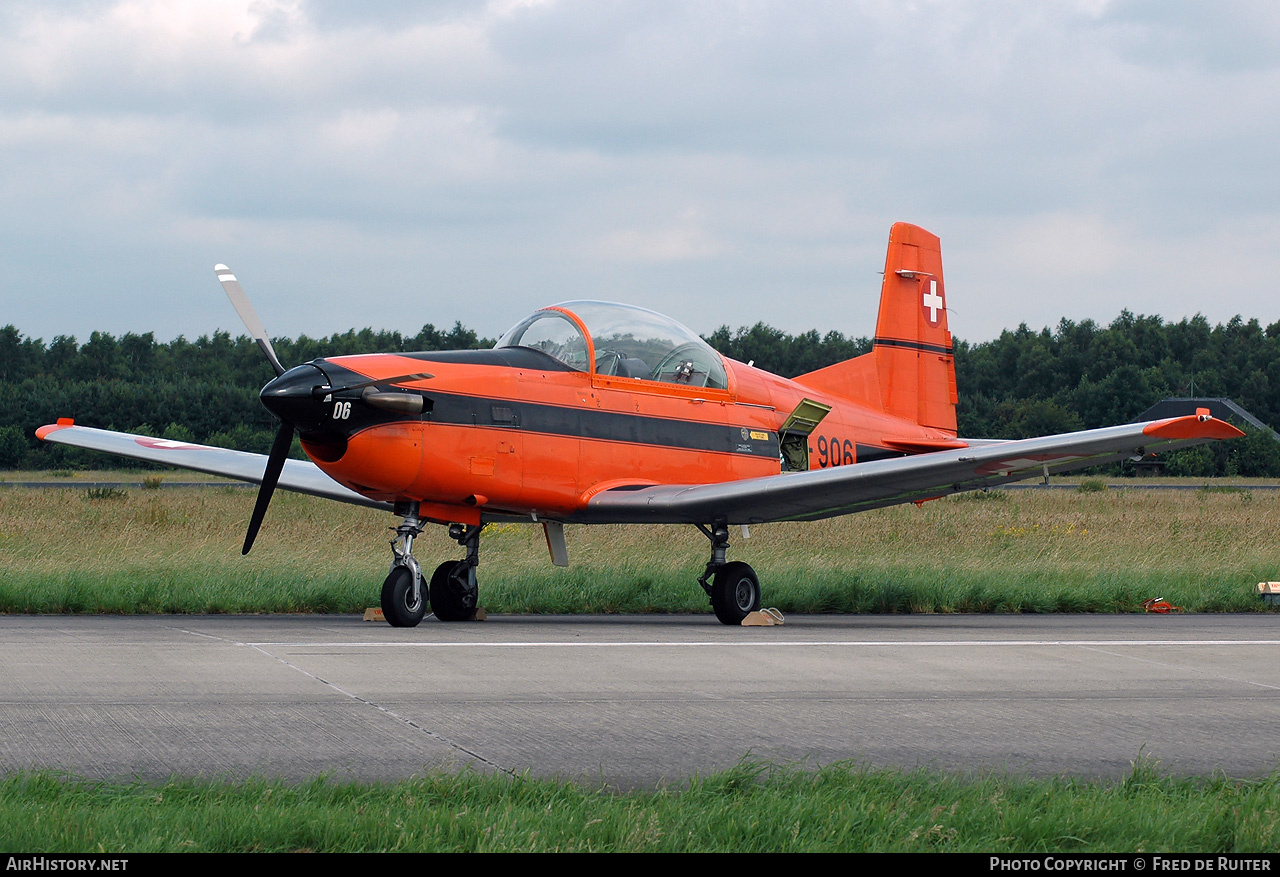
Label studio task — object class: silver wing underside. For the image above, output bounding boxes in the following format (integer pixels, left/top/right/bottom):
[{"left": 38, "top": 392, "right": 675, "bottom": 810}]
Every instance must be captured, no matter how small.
[{"left": 36, "top": 423, "right": 391, "bottom": 512}]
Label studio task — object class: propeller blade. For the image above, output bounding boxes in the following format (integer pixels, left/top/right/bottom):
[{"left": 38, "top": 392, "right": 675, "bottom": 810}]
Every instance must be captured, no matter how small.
[
  {"left": 215, "top": 264, "right": 286, "bottom": 377},
  {"left": 242, "top": 420, "right": 294, "bottom": 555},
  {"left": 311, "top": 371, "right": 434, "bottom": 399}
]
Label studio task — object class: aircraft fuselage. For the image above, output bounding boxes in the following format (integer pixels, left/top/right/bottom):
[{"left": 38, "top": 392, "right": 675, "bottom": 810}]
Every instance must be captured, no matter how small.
[{"left": 263, "top": 348, "right": 957, "bottom": 527}]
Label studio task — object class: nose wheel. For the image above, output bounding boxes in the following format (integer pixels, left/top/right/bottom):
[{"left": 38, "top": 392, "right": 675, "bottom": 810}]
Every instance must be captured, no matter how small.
[
  {"left": 381, "top": 564, "right": 426, "bottom": 627},
  {"left": 382, "top": 503, "right": 427, "bottom": 627}
]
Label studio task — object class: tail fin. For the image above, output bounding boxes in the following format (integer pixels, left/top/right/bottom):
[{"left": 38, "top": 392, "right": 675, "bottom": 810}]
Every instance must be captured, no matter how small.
[{"left": 794, "top": 222, "right": 958, "bottom": 434}]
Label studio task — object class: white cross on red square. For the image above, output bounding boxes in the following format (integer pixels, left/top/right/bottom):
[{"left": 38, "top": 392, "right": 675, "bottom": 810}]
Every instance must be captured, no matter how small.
[{"left": 922, "top": 280, "right": 943, "bottom": 325}]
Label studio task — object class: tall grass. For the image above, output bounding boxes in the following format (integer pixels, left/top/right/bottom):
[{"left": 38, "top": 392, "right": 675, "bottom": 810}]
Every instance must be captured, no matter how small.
[
  {"left": 0, "top": 485, "right": 1275, "bottom": 615},
  {"left": 2, "top": 761, "right": 1278, "bottom": 852}
]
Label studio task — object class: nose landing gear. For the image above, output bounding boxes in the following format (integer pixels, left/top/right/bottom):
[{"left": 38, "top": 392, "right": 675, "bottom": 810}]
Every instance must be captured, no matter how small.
[{"left": 382, "top": 502, "right": 426, "bottom": 627}]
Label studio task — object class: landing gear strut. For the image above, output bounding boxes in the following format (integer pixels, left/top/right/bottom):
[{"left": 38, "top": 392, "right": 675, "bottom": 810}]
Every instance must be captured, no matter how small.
[
  {"left": 430, "top": 523, "right": 481, "bottom": 622},
  {"left": 381, "top": 508, "right": 483, "bottom": 626},
  {"left": 696, "top": 520, "right": 761, "bottom": 625},
  {"left": 382, "top": 501, "right": 426, "bottom": 627}
]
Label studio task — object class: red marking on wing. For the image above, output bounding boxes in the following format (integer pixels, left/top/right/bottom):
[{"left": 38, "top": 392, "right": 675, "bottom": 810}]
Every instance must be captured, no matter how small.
[
  {"left": 974, "top": 454, "right": 1082, "bottom": 476},
  {"left": 133, "top": 436, "right": 204, "bottom": 451}
]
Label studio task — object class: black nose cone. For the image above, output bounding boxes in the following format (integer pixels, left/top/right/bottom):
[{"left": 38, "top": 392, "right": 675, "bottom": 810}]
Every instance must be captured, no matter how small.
[{"left": 260, "top": 363, "right": 330, "bottom": 433}]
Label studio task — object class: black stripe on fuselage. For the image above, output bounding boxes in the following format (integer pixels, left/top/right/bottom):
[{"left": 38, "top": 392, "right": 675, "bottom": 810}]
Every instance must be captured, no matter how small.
[
  {"left": 872, "top": 337, "right": 954, "bottom": 356},
  {"left": 425, "top": 391, "right": 781, "bottom": 459},
  {"left": 314, "top": 357, "right": 779, "bottom": 458},
  {"left": 399, "top": 347, "right": 580, "bottom": 371}
]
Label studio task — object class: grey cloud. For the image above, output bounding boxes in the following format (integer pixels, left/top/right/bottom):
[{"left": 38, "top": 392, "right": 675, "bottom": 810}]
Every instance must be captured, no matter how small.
[
  {"left": 1100, "top": 0, "right": 1280, "bottom": 73},
  {"left": 1, "top": 0, "right": 1278, "bottom": 346},
  {"left": 302, "top": 0, "right": 490, "bottom": 32}
]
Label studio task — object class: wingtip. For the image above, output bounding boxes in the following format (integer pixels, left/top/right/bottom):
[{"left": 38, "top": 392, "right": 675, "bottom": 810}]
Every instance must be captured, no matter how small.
[
  {"left": 1142, "top": 414, "right": 1246, "bottom": 441},
  {"left": 35, "top": 419, "right": 74, "bottom": 441},
  {"left": 214, "top": 263, "right": 229, "bottom": 272}
]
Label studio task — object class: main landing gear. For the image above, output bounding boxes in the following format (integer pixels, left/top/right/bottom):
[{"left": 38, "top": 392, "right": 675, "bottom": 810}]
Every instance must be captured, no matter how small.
[
  {"left": 381, "top": 502, "right": 482, "bottom": 627},
  {"left": 696, "top": 520, "right": 761, "bottom": 625},
  {"left": 429, "top": 524, "right": 481, "bottom": 622}
]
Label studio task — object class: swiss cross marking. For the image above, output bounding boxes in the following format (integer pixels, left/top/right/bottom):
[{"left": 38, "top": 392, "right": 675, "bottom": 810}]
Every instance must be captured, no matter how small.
[{"left": 922, "top": 280, "right": 943, "bottom": 325}]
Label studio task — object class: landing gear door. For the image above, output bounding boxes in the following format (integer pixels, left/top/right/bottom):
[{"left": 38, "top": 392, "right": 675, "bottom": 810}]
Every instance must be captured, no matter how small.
[{"left": 778, "top": 398, "right": 832, "bottom": 471}]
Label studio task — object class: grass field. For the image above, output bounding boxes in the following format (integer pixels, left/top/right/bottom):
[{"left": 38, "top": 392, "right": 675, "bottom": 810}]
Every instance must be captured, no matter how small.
[
  {"left": 3, "top": 761, "right": 1278, "bottom": 852},
  {"left": 0, "top": 478, "right": 1276, "bottom": 615}
]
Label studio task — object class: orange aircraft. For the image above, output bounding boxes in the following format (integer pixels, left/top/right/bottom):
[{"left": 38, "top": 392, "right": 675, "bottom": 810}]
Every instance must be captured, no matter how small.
[{"left": 37, "top": 223, "right": 1244, "bottom": 626}]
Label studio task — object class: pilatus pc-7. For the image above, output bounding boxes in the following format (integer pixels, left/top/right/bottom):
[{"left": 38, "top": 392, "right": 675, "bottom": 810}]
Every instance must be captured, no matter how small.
[{"left": 38, "top": 223, "right": 1243, "bottom": 625}]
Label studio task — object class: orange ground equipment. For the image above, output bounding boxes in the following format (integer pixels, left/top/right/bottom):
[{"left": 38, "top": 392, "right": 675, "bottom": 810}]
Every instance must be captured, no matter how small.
[{"left": 1142, "top": 597, "right": 1184, "bottom": 614}]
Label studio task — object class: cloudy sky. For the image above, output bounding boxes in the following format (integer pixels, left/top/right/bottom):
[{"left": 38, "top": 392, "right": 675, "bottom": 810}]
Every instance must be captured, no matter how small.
[{"left": 3, "top": 0, "right": 1278, "bottom": 348}]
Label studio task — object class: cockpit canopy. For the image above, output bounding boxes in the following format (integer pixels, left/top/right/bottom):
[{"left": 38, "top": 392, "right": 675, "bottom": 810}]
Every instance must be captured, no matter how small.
[{"left": 495, "top": 301, "right": 728, "bottom": 390}]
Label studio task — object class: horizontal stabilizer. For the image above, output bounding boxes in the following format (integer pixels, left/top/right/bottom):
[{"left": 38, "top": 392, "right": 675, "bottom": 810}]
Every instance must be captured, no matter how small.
[{"left": 882, "top": 437, "right": 970, "bottom": 453}]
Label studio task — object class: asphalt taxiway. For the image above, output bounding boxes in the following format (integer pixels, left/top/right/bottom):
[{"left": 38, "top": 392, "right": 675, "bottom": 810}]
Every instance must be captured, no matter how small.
[{"left": 1, "top": 614, "right": 1277, "bottom": 787}]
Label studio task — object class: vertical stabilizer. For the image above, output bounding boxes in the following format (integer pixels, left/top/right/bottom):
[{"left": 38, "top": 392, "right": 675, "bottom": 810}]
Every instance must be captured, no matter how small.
[
  {"left": 872, "top": 223, "right": 957, "bottom": 433},
  {"left": 794, "top": 222, "right": 958, "bottom": 434}
]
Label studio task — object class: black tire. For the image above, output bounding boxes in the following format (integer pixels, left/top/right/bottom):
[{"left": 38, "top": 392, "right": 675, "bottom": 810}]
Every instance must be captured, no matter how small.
[
  {"left": 430, "top": 560, "right": 478, "bottom": 622},
  {"left": 381, "top": 565, "right": 426, "bottom": 628},
  {"left": 710, "top": 561, "right": 760, "bottom": 625}
]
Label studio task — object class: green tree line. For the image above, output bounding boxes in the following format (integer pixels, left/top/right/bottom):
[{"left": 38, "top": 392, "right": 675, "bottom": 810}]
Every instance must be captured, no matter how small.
[
  {"left": 0, "top": 323, "right": 488, "bottom": 470},
  {"left": 1, "top": 311, "right": 1277, "bottom": 475}
]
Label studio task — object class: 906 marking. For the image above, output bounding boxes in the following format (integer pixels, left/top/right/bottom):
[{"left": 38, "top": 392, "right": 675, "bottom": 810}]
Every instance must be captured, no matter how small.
[
  {"left": 816, "top": 435, "right": 854, "bottom": 468},
  {"left": 332, "top": 401, "right": 352, "bottom": 420}
]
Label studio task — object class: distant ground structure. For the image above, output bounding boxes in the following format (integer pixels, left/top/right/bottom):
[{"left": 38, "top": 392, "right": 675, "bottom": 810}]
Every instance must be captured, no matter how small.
[{"left": 1131, "top": 397, "right": 1278, "bottom": 476}]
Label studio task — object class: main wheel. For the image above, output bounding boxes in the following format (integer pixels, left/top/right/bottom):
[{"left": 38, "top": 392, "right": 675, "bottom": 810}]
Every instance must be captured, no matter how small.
[
  {"left": 381, "top": 564, "right": 426, "bottom": 628},
  {"left": 429, "top": 560, "right": 478, "bottom": 622},
  {"left": 710, "top": 561, "right": 761, "bottom": 625}
]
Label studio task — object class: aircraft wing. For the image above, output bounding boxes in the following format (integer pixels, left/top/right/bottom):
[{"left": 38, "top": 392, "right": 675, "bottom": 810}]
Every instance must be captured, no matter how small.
[
  {"left": 576, "top": 413, "right": 1244, "bottom": 525},
  {"left": 35, "top": 421, "right": 392, "bottom": 512}
]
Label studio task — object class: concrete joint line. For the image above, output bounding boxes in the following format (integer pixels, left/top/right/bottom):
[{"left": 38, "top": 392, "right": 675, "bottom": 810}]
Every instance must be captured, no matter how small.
[
  {"left": 1078, "top": 645, "right": 1280, "bottom": 692},
  {"left": 168, "top": 626, "right": 516, "bottom": 776}
]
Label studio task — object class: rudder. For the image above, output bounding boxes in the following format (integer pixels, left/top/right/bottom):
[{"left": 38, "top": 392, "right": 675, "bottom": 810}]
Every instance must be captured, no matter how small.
[{"left": 795, "top": 222, "right": 958, "bottom": 434}]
